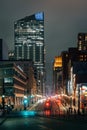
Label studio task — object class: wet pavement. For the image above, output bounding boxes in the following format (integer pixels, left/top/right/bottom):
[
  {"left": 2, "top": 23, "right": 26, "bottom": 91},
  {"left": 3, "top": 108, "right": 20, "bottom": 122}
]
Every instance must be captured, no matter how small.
[{"left": 0, "top": 116, "right": 7, "bottom": 125}]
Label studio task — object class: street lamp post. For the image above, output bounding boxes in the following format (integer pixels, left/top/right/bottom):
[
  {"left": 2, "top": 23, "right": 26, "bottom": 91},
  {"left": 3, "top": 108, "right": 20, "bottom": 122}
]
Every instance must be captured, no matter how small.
[
  {"left": 2, "top": 95, "right": 5, "bottom": 110},
  {"left": 78, "top": 84, "right": 81, "bottom": 115},
  {"left": 2, "top": 79, "right": 5, "bottom": 114}
]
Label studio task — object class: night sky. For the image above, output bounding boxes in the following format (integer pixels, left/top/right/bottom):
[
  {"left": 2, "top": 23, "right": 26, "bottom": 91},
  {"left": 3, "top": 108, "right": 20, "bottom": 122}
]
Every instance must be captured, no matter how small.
[{"left": 0, "top": 0, "right": 87, "bottom": 88}]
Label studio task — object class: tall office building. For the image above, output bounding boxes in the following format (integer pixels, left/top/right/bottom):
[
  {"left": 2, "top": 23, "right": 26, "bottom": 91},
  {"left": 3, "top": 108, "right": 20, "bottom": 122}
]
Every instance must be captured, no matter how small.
[
  {"left": 14, "top": 12, "right": 45, "bottom": 95},
  {"left": 78, "top": 33, "right": 87, "bottom": 51}
]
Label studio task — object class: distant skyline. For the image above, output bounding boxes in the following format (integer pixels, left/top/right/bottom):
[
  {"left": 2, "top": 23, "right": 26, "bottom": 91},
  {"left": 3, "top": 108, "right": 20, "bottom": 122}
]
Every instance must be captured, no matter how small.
[{"left": 0, "top": 0, "right": 87, "bottom": 88}]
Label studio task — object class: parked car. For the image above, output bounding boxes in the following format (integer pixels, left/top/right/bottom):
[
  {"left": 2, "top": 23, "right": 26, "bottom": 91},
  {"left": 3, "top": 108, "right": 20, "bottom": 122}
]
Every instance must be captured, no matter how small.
[{"left": 4, "top": 105, "right": 12, "bottom": 113}]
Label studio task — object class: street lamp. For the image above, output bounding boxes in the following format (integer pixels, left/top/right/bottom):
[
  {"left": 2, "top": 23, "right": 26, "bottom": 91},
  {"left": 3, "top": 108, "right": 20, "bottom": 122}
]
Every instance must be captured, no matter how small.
[
  {"left": 2, "top": 95, "right": 5, "bottom": 109},
  {"left": 2, "top": 78, "right": 5, "bottom": 113},
  {"left": 78, "top": 84, "right": 81, "bottom": 115}
]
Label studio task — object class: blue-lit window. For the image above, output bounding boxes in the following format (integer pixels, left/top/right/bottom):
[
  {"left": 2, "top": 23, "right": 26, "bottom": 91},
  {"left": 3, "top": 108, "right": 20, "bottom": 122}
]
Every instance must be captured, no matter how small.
[{"left": 35, "top": 12, "right": 44, "bottom": 20}]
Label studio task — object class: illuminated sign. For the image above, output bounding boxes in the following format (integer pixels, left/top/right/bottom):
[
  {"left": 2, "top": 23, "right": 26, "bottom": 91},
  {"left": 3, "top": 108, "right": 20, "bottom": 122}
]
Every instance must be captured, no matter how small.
[
  {"left": 54, "top": 56, "right": 62, "bottom": 68},
  {"left": 35, "top": 12, "right": 44, "bottom": 20}
]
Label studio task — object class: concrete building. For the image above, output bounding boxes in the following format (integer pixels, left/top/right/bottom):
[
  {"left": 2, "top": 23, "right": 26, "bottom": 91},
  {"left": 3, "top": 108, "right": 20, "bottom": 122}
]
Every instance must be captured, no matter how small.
[
  {"left": 53, "top": 56, "right": 63, "bottom": 94},
  {"left": 0, "top": 62, "right": 28, "bottom": 106},
  {"left": 53, "top": 33, "right": 87, "bottom": 113}
]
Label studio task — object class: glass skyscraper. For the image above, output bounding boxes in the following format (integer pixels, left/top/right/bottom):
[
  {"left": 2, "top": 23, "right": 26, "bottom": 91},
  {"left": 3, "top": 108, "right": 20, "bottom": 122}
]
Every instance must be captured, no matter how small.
[{"left": 14, "top": 12, "right": 45, "bottom": 95}]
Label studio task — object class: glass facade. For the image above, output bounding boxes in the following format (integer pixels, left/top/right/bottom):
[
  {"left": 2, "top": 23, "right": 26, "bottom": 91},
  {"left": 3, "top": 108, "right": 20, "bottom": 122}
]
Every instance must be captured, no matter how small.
[
  {"left": 14, "top": 12, "right": 45, "bottom": 67},
  {"left": 14, "top": 12, "right": 45, "bottom": 94}
]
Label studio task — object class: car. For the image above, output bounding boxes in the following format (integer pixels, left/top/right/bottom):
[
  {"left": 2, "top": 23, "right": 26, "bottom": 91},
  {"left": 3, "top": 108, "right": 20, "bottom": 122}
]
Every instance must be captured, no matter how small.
[
  {"left": 4, "top": 105, "right": 12, "bottom": 113},
  {"left": 44, "top": 100, "right": 52, "bottom": 111}
]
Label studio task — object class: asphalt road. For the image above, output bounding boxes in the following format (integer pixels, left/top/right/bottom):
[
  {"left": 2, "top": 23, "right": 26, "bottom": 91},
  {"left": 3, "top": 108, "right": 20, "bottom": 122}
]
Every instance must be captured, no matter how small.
[
  {"left": 0, "top": 115, "right": 87, "bottom": 130},
  {"left": 0, "top": 98, "right": 87, "bottom": 130}
]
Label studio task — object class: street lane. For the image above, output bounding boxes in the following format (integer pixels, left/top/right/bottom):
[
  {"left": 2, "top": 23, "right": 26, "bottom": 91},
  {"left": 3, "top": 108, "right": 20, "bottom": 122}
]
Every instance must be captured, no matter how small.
[
  {"left": 1, "top": 97, "right": 87, "bottom": 130},
  {"left": 0, "top": 116, "right": 87, "bottom": 130}
]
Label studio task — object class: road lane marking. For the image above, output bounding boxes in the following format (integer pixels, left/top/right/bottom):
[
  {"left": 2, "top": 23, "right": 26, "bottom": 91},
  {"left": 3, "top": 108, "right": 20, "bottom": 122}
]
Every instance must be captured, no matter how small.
[{"left": 38, "top": 124, "right": 53, "bottom": 130}]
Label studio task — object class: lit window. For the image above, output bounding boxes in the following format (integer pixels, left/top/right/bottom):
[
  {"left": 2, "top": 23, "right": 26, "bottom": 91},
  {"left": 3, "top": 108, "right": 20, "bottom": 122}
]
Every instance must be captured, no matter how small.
[
  {"left": 85, "top": 35, "right": 87, "bottom": 41},
  {"left": 4, "top": 77, "right": 13, "bottom": 83}
]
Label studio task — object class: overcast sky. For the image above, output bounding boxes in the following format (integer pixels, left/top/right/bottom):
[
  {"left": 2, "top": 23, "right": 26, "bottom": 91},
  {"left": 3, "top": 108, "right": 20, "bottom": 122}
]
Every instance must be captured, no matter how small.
[{"left": 0, "top": 0, "right": 87, "bottom": 88}]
